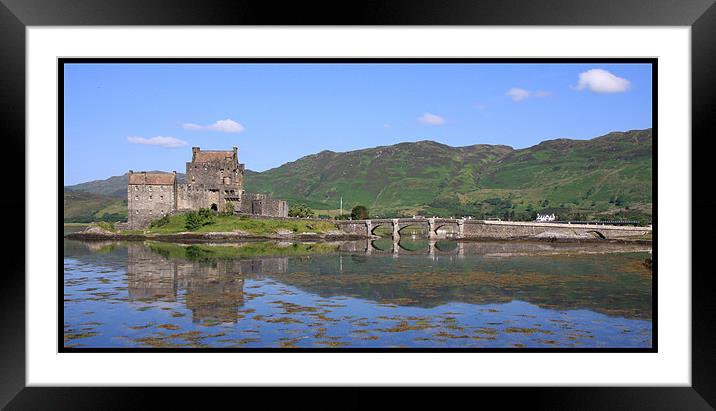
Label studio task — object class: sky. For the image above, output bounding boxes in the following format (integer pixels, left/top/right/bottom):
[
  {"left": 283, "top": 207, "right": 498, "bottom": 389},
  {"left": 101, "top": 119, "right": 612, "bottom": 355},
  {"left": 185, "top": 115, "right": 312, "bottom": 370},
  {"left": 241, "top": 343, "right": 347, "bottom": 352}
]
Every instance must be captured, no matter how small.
[{"left": 63, "top": 63, "right": 652, "bottom": 185}]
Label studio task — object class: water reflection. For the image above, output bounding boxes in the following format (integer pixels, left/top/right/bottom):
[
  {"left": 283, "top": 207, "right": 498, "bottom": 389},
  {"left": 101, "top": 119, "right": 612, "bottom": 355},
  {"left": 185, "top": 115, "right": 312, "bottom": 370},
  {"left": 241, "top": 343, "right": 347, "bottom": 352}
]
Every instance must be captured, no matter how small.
[{"left": 63, "top": 237, "right": 652, "bottom": 348}]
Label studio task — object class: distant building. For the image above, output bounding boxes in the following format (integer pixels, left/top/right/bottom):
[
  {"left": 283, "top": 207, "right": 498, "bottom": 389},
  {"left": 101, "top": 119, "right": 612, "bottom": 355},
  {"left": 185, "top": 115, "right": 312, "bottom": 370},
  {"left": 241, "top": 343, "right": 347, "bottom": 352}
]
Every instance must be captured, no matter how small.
[
  {"left": 127, "top": 146, "right": 287, "bottom": 229},
  {"left": 535, "top": 213, "right": 557, "bottom": 222}
]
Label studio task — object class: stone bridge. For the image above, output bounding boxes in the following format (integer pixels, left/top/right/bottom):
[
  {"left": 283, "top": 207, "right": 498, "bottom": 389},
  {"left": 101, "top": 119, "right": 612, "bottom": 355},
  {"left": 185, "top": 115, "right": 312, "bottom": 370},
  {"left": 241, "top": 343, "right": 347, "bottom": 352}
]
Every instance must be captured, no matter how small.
[
  {"left": 337, "top": 218, "right": 465, "bottom": 239},
  {"left": 337, "top": 218, "right": 652, "bottom": 240}
]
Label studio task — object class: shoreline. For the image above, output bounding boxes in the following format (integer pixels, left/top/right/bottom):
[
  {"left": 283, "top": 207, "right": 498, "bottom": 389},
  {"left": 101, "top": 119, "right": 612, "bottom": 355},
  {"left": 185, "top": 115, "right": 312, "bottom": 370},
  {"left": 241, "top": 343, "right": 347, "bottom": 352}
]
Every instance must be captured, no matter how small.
[
  {"left": 65, "top": 230, "right": 651, "bottom": 245},
  {"left": 65, "top": 230, "right": 374, "bottom": 243}
]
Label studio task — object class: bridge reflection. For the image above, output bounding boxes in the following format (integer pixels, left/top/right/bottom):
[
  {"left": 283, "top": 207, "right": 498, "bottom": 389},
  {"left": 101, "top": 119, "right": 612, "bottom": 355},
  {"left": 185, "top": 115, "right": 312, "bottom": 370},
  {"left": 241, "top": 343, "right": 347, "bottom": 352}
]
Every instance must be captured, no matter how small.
[{"left": 358, "top": 238, "right": 464, "bottom": 258}]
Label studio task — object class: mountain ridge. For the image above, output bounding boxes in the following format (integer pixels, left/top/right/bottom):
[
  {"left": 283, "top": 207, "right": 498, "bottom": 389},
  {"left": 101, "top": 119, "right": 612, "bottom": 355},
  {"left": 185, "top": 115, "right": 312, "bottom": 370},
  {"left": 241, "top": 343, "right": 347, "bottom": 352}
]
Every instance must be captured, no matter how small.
[{"left": 64, "top": 128, "right": 652, "bottom": 221}]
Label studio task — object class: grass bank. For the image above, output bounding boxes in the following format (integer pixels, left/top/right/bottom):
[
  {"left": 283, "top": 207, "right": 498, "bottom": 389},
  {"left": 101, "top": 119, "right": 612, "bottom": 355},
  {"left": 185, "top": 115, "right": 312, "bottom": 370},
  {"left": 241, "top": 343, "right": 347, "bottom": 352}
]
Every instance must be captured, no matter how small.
[{"left": 143, "top": 213, "right": 338, "bottom": 235}]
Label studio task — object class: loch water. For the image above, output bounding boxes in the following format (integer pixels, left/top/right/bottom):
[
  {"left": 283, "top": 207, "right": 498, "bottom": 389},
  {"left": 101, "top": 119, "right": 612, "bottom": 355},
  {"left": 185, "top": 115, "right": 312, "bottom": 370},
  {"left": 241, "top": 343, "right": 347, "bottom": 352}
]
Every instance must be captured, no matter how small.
[{"left": 63, "top": 227, "right": 653, "bottom": 349}]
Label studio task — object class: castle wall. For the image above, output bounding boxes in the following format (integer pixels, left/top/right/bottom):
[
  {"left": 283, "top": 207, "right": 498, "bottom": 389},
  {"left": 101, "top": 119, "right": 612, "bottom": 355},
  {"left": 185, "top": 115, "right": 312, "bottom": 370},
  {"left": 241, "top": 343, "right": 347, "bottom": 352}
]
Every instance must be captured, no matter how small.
[
  {"left": 127, "top": 181, "right": 176, "bottom": 229},
  {"left": 251, "top": 199, "right": 289, "bottom": 217},
  {"left": 176, "top": 183, "right": 222, "bottom": 211},
  {"left": 236, "top": 193, "right": 287, "bottom": 217}
]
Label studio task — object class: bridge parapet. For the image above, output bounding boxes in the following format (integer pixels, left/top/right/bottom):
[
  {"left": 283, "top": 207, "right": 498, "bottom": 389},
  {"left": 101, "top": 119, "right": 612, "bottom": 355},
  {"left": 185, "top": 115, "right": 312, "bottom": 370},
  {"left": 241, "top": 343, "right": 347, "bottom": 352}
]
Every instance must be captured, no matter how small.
[{"left": 336, "top": 218, "right": 651, "bottom": 240}]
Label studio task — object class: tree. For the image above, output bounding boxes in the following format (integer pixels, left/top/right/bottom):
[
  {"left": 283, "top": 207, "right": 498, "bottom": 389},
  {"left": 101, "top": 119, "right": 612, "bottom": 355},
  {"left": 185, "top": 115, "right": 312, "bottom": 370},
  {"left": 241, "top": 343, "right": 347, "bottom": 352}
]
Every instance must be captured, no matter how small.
[
  {"left": 288, "top": 203, "right": 314, "bottom": 218},
  {"left": 350, "top": 205, "right": 369, "bottom": 220}
]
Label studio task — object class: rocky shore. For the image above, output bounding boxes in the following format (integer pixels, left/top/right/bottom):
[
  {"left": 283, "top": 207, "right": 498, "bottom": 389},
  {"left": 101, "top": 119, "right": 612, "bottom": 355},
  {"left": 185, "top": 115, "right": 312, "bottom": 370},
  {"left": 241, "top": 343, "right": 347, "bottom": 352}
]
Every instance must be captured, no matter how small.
[
  {"left": 66, "top": 225, "right": 651, "bottom": 245},
  {"left": 65, "top": 225, "right": 373, "bottom": 243}
]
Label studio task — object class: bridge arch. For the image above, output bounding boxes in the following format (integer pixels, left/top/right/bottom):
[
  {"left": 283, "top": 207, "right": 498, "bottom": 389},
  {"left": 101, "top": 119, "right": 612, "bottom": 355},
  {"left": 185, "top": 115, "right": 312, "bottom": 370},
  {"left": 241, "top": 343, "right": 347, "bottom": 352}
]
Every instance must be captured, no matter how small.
[
  {"left": 397, "top": 222, "right": 429, "bottom": 236},
  {"left": 370, "top": 223, "right": 393, "bottom": 236},
  {"left": 433, "top": 222, "right": 460, "bottom": 237}
]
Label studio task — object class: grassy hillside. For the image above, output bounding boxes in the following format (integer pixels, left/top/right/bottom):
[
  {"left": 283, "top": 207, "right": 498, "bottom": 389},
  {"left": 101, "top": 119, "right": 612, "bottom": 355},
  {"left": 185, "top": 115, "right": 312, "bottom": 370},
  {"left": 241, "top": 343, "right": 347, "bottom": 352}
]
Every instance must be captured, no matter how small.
[
  {"left": 64, "top": 128, "right": 653, "bottom": 223},
  {"left": 246, "top": 129, "right": 652, "bottom": 220},
  {"left": 65, "top": 171, "right": 186, "bottom": 198},
  {"left": 425, "top": 129, "right": 653, "bottom": 220},
  {"left": 63, "top": 190, "right": 127, "bottom": 223},
  {"left": 245, "top": 141, "right": 513, "bottom": 216}
]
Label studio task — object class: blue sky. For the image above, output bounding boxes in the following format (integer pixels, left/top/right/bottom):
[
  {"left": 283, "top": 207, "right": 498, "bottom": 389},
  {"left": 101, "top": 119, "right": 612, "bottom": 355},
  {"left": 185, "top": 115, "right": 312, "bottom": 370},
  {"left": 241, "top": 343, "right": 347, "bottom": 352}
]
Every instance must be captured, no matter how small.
[{"left": 64, "top": 63, "right": 652, "bottom": 185}]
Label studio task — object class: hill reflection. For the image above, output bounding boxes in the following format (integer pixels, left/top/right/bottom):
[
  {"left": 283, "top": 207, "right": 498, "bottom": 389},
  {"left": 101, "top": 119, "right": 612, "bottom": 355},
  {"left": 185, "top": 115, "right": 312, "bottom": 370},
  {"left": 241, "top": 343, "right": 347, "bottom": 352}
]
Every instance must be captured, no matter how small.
[{"left": 66, "top": 239, "right": 651, "bottom": 321}]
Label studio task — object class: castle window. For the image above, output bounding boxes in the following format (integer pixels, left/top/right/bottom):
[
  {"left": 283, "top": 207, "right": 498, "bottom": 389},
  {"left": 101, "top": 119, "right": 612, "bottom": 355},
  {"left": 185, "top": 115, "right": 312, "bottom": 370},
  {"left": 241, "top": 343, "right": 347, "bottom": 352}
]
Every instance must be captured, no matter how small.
[
  {"left": 136, "top": 210, "right": 139, "bottom": 214},
  {"left": 134, "top": 186, "right": 138, "bottom": 191},
  {"left": 149, "top": 195, "right": 152, "bottom": 200},
  {"left": 160, "top": 195, "right": 164, "bottom": 200},
  {"left": 148, "top": 186, "right": 152, "bottom": 192},
  {"left": 135, "top": 195, "right": 139, "bottom": 201}
]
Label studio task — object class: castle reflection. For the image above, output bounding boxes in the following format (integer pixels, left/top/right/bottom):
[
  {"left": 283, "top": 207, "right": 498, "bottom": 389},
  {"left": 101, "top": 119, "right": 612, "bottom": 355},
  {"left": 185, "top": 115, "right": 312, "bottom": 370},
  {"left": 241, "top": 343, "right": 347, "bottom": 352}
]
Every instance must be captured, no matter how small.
[{"left": 126, "top": 244, "right": 288, "bottom": 324}]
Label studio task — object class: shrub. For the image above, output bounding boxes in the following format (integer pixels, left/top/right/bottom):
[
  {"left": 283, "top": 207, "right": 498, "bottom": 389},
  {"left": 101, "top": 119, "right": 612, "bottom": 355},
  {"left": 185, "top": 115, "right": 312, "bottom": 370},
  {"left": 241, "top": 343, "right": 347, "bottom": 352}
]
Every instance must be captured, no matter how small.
[
  {"left": 185, "top": 208, "right": 214, "bottom": 231},
  {"left": 288, "top": 203, "right": 314, "bottom": 218},
  {"left": 198, "top": 208, "right": 213, "bottom": 219},
  {"left": 150, "top": 215, "right": 171, "bottom": 228}
]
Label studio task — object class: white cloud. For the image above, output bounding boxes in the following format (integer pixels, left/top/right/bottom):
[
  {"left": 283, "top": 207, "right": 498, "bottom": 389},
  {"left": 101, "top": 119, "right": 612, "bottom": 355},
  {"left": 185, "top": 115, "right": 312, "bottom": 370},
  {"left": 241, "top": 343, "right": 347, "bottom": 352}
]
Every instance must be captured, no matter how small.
[
  {"left": 127, "top": 136, "right": 188, "bottom": 148},
  {"left": 506, "top": 88, "right": 551, "bottom": 102},
  {"left": 506, "top": 87, "right": 530, "bottom": 102},
  {"left": 418, "top": 112, "right": 445, "bottom": 126},
  {"left": 181, "top": 122, "right": 203, "bottom": 131},
  {"left": 182, "top": 118, "right": 246, "bottom": 133},
  {"left": 575, "top": 69, "right": 631, "bottom": 93}
]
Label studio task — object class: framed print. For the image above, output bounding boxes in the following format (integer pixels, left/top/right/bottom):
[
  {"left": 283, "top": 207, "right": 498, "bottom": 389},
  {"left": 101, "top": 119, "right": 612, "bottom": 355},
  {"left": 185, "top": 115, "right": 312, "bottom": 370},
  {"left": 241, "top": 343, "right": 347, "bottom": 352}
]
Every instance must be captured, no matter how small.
[{"left": 3, "top": 0, "right": 715, "bottom": 408}]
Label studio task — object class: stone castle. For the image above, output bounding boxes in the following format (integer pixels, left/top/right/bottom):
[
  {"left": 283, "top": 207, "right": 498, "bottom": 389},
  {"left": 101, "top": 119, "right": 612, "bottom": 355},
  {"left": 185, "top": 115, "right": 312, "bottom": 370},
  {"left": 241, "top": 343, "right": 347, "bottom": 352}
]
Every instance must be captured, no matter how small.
[{"left": 127, "top": 146, "right": 287, "bottom": 229}]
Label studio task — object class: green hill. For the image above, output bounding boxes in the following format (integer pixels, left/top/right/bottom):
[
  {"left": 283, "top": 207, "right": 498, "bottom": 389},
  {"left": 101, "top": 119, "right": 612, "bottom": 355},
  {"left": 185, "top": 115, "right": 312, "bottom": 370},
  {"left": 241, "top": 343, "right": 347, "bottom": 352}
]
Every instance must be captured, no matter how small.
[
  {"left": 63, "top": 190, "right": 127, "bottom": 223},
  {"left": 246, "top": 129, "right": 652, "bottom": 220},
  {"left": 64, "top": 128, "right": 652, "bottom": 222},
  {"left": 65, "top": 171, "right": 186, "bottom": 198}
]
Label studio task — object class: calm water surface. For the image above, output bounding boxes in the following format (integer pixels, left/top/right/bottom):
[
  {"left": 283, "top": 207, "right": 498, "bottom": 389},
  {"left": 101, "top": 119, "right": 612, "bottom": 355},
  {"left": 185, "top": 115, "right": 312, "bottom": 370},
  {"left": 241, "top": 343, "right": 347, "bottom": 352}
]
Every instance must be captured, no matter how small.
[{"left": 63, "top": 227, "right": 652, "bottom": 349}]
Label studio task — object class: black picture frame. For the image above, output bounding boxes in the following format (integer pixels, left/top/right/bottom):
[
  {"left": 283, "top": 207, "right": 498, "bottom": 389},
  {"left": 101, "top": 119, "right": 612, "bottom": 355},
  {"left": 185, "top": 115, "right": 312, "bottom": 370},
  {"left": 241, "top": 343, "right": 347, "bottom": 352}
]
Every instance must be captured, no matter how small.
[{"left": 3, "top": 0, "right": 714, "bottom": 408}]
